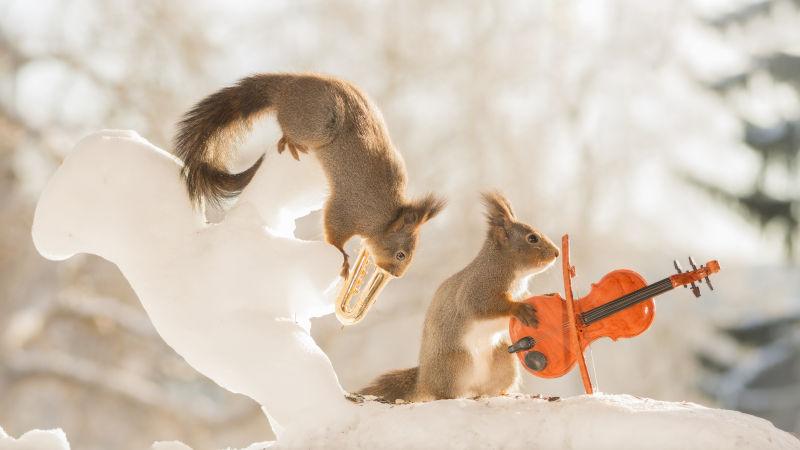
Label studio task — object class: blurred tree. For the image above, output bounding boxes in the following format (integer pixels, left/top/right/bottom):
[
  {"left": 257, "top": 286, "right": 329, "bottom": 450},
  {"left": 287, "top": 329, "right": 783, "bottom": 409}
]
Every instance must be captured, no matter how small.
[
  {"left": 693, "top": 0, "right": 800, "bottom": 436},
  {"left": 0, "top": 1, "right": 270, "bottom": 449},
  {"left": 694, "top": 0, "right": 800, "bottom": 261}
]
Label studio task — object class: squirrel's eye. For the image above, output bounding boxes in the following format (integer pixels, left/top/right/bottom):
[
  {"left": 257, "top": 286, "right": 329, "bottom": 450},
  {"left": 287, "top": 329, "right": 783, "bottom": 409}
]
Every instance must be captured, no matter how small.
[
  {"left": 527, "top": 234, "right": 539, "bottom": 244},
  {"left": 395, "top": 251, "right": 406, "bottom": 261}
]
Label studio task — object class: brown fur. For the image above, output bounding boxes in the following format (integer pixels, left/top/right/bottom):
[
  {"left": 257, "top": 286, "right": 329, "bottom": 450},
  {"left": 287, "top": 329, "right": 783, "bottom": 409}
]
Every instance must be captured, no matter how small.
[
  {"left": 174, "top": 73, "right": 445, "bottom": 276},
  {"left": 359, "top": 192, "right": 559, "bottom": 402}
]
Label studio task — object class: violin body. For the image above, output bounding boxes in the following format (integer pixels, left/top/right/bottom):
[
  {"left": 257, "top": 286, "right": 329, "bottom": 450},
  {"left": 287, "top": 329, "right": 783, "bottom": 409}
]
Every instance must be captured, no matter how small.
[
  {"left": 509, "top": 269, "right": 654, "bottom": 378},
  {"left": 507, "top": 234, "right": 719, "bottom": 392}
]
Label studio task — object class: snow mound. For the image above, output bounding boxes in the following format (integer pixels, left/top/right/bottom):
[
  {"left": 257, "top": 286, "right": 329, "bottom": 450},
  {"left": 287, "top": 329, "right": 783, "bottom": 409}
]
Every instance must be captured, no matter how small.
[
  {"left": 29, "top": 131, "right": 800, "bottom": 450},
  {"left": 31, "top": 130, "right": 351, "bottom": 436},
  {"left": 0, "top": 426, "right": 70, "bottom": 450},
  {"left": 258, "top": 394, "right": 800, "bottom": 450},
  {"left": 136, "top": 394, "right": 800, "bottom": 450}
]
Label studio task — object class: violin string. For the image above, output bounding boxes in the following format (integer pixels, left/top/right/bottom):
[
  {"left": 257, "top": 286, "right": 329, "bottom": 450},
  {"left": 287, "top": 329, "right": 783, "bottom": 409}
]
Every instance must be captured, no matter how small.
[
  {"left": 556, "top": 280, "right": 667, "bottom": 329},
  {"left": 575, "top": 284, "right": 662, "bottom": 326},
  {"left": 581, "top": 279, "right": 672, "bottom": 324},
  {"left": 583, "top": 279, "right": 673, "bottom": 323},
  {"left": 586, "top": 279, "right": 670, "bottom": 320},
  {"left": 557, "top": 289, "right": 662, "bottom": 330},
  {"left": 581, "top": 286, "right": 661, "bottom": 324},
  {"left": 540, "top": 278, "right": 673, "bottom": 330},
  {"left": 581, "top": 288, "right": 660, "bottom": 324},
  {"left": 571, "top": 281, "right": 665, "bottom": 325},
  {"left": 561, "top": 279, "right": 672, "bottom": 328}
]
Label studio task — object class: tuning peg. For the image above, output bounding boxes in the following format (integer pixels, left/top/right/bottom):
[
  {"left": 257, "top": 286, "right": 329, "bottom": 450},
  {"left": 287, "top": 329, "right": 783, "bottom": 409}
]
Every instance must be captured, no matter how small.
[
  {"left": 702, "top": 262, "right": 714, "bottom": 291},
  {"left": 704, "top": 276, "right": 714, "bottom": 291},
  {"left": 673, "top": 260, "right": 689, "bottom": 289},
  {"left": 687, "top": 257, "right": 701, "bottom": 297}
]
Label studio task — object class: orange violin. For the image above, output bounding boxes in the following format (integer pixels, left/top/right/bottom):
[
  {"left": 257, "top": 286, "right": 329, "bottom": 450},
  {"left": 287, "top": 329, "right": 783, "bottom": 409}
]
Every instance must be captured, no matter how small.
[{"left": 508, "top": 234, "right": 720, "bottom": 394}]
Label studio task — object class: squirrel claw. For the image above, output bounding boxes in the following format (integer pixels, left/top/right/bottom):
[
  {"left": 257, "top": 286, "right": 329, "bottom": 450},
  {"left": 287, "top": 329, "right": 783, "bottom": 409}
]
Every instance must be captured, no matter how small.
[
  {"left": 335, "top": 246, "right": 350, "bottom": 279},
  {"left": 513, "top": 303, "right": 539, "bottom": 327},
  {"left": 277, "top": 136, "right": 308, "bottom": 161},
  {"left": 288, "top": 143, "right": 301, "bottom": 161},
  {"left": 277, "top": 136, "right": 288, "bottom": 154},
  {"left": 289, "top": 142, "right": 309, "bottom": 161}
]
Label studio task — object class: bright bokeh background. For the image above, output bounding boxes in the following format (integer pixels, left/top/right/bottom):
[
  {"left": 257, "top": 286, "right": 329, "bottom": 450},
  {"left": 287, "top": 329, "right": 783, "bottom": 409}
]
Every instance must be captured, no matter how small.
[{"left": 1, "top": 0, "right": 798, "bottom": 448}]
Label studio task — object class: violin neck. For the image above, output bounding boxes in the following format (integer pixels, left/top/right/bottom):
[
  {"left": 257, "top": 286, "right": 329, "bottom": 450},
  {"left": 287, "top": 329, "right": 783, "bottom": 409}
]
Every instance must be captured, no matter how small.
[{"left": 579, "top": 278, "right": 674, "bottom": 325}]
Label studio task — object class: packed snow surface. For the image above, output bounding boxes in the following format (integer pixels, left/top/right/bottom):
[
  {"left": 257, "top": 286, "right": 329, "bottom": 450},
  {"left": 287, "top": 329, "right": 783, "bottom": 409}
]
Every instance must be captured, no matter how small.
[
  {"left": 270, "top": 393, "right": 800, "bottom": 450},
  {"left": 28, "top": 131, "right": 800, "bottom": 449},
  {"left": 0, "top": 426, "right": 70, "bottom": 450},
  {"left": 5, "top": 395, "right": 799, "bottom": 450}
]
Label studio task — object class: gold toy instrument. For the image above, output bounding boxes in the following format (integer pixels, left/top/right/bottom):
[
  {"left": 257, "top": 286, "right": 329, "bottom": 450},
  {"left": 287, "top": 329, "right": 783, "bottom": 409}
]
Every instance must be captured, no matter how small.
[{"left": 335, "top": 246, "right": 393, "bottom": 325}]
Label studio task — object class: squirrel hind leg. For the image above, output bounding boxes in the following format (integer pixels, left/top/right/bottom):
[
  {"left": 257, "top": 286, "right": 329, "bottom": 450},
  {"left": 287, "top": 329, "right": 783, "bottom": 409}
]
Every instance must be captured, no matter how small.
[
  {"left": 479, "top": 343, "right": 520, "bottom": 397},
  {"left": 274, "top": 77, "right": 342, "bottom": 150},
  {"left": 325, "top": 233, "right": 351, "bottom": 279},
  {"left": 338, "top": 250, "right": 350, "bottom": 279},
  {"left": 419, "top": 349, "right": 472, "bottom": 400},
  {"left": 323, "top": 204, "right": 357, "bottom": 278}
]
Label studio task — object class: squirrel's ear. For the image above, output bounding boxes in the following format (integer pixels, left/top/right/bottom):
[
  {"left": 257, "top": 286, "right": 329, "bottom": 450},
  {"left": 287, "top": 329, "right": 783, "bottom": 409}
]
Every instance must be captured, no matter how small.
[
  {"left": 481, "top": 191, "right": 515, "bottom": 225},
  {"left": 481, "top": 191, "right": 514, "bottom": 243},
  {"left": 388, "top": 194, "right": 447, "bottom": 232}
]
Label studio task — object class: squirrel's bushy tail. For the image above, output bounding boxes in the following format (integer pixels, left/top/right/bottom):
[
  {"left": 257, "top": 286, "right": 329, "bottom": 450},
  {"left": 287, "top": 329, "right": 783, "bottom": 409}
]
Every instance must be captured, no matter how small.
[
  {"left": 359, "top": 367, "right": 418, "bottom": 403},
  {"left": 174, "top": 74, "right": 288, "bottom": 208}
]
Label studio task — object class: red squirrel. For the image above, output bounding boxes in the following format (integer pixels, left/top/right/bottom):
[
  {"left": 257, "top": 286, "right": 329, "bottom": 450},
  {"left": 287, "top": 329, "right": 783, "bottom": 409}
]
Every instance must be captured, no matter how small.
[
  {"left": 174, "top": 73, "right": 445, "bottom": 277},
  {"left": 360, "top": 192, "right": 559, "bottom": 402}
]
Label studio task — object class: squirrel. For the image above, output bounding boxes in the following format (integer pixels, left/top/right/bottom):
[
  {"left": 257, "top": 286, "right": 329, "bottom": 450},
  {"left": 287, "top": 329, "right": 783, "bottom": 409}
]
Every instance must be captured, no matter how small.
[
  {"left": 359, "top": 191, "right": 559, "bottom": 402},
  {"left": 173, "top": 73, "right": 445, "bottom": 277}
]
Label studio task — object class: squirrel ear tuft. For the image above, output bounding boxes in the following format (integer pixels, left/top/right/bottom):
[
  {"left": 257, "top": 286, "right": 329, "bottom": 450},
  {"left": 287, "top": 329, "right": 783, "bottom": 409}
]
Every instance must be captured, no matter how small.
[
  {"left": 481, "top": 190, "right": 515, "bottom": 229},
  {"left": 389, "top": 194, "right": 447, "bottom": 232},
  {"left": 413, "top": 193, "right": 447, "bottom": 224}
]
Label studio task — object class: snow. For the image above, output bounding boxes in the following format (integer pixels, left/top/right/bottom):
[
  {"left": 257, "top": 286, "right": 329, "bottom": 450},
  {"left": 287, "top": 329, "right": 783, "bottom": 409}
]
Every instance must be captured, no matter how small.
[
  {"left": 270, "top": 394, "right": 800, "bottom": 450},
  {"left": 6, "top": 395, "right": 798, "bottom": 450},
  {"left": 0, "top": 426, "right": 70, "bottom": 450},
  {"left": 31, "top": 130, "right": 351, "bottom": 436},
  {"left": 28, "top": 131, "right": 800, "bottom": 450}
]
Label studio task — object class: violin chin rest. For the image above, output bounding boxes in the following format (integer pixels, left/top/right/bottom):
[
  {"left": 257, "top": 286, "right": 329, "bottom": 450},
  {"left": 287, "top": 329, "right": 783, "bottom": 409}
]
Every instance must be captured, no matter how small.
[{"left": 524, "top": 351, "right": 548, "bottom": 371}]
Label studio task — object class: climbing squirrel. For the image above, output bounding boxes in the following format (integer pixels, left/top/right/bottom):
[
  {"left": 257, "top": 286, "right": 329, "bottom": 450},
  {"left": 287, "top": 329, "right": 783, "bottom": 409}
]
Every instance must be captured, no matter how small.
[
  {"left": 359, "top": 192, "right": 559, "bottom": 402},
  {"left": 174, "top": 72, "right": 445, "bottom": 277}
]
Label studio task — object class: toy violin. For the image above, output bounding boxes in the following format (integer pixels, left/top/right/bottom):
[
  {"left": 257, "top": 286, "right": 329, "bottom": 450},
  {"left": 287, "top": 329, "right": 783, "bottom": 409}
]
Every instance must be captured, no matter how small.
[{"left": 508, "top": 234, "right": 720, "bottom": 394}]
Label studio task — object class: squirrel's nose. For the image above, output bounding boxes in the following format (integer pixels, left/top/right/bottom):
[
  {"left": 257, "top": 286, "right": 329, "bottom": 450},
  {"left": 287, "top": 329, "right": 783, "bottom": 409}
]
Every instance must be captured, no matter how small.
[{"left": 553, "top": 248, "right": 560, "bottom": 257}]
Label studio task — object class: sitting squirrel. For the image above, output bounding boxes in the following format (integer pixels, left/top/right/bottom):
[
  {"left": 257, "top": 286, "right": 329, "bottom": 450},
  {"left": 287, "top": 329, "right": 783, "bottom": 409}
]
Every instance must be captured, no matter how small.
[
  {"left": 174, "top": 72, "right": 445, "bottom": 277},
  {"left": 360, "top": 192, "right": 559, "bottom": 402}
]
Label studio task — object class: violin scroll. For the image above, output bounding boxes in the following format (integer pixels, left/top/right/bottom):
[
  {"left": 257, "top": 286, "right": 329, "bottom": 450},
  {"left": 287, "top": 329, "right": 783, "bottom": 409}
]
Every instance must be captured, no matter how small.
[{"left": 671, "top": 257, "right": 720, "bottom": 297}]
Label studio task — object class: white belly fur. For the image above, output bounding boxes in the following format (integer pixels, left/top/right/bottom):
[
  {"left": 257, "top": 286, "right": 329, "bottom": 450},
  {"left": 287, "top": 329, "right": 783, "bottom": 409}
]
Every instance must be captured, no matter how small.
[{"left": 460, "top": 317, "right": 509, "bottom": 395}]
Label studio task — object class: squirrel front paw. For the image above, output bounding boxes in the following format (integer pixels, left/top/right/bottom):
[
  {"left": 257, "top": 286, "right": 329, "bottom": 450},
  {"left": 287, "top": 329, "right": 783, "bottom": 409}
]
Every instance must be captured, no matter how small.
[
  {"left": 511, "top": 303, "right": 539, "bottom": 327},
  {"left": 277, "top": 136, "right": 309, "bottom": 161}
]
